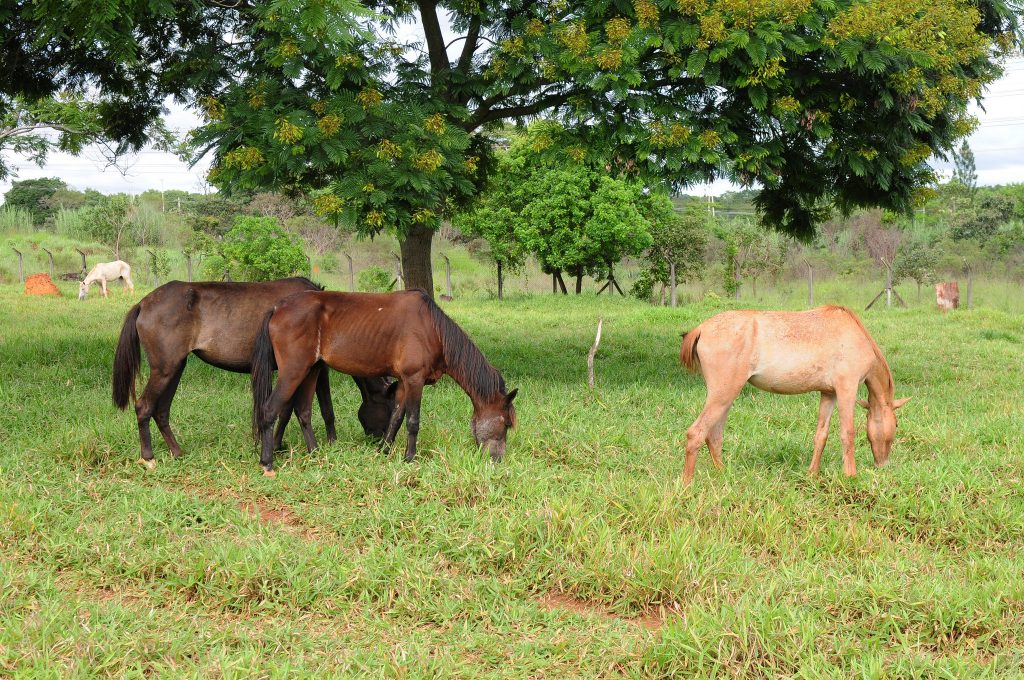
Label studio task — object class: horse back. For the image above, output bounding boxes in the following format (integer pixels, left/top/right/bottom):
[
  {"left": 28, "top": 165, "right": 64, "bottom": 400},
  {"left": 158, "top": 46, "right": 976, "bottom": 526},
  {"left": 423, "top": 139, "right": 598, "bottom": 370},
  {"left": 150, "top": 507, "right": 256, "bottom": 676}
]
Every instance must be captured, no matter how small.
[{"left": 135, "top": 279, "right": 320, "bottom": 371}]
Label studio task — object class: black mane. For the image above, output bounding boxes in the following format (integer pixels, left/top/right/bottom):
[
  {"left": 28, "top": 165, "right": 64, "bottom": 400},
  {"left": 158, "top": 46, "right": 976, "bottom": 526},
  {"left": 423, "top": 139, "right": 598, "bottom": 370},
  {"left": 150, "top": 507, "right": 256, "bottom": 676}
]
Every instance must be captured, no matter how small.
[{"left": 417, "top": 290, "right": 506, "bottom": 402}]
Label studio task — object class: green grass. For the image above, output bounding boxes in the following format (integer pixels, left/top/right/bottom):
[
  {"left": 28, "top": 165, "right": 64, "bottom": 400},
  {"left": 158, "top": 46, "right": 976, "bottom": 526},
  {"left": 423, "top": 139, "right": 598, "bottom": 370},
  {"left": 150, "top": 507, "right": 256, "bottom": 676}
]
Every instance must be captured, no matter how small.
[{"left": 1, "top": 284, "right": 1023, "bottom": 677}]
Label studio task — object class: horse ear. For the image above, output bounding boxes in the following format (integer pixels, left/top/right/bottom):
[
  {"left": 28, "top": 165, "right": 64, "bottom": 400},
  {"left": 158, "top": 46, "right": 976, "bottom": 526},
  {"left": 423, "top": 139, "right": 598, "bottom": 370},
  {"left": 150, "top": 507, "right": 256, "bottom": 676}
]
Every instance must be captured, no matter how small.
[
  {"left": 857, "top": 399, "right": 869, "bottom": 410},
  {"left": 892, "top": 397, "right": 911, "bottom": 409},
  {"left": 505, "top": 388, "right": 518, "bottom": 404}
]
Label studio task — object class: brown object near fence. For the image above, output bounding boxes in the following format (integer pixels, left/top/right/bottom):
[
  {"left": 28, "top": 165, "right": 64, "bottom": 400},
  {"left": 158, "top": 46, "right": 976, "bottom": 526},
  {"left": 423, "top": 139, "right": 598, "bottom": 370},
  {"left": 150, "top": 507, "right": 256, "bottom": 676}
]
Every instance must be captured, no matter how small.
[
  {"left": 25, "top": 273, "right": 61, "bottom": 296},
  {"left": 935, "top": 281, "right": 959, "bottom": 311}
]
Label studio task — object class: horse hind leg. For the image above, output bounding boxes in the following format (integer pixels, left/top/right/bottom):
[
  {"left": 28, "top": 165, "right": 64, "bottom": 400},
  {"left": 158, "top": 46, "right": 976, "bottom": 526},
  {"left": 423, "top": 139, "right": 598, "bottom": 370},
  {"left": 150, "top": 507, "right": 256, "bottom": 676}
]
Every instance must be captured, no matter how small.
[
  {"left": 809, "top": 392, "right": 836, "bottom": 476},
  {"left": 152, "top": 360, "right": 187, "bottom": 459},
  {"left": 258, "top": 368, "right": 313, "bottom": 476},
  {"left": 684, "top": 381, "right": 744, "bottom": 485},
  {"left": 291, "top": 368, "right": 321, "bottom": 454},
  {"left": 135, "top": 363, "right": 182, "bottom": 468}
]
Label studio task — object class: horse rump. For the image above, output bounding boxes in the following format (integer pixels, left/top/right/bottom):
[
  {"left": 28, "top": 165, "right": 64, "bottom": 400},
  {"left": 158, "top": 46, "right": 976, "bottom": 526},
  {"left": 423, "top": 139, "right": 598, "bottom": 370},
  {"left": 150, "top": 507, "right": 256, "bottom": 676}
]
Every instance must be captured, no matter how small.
[{"left": 112, "top": 304, "right": 142, "bottom": 409}]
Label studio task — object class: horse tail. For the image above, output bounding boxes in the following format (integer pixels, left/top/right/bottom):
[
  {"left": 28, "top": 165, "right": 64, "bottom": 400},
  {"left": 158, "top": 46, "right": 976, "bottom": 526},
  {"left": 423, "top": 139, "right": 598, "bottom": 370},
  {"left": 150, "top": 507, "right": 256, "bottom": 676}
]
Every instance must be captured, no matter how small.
[
  {"left": 112, "top": 304, "right": 142, "bottom": 409},
  {"left": 680, "top": 326, "right": 702, "bottom": 373},
  {"left": 250, "top": 310, "right": 277, "bottom": 438}
]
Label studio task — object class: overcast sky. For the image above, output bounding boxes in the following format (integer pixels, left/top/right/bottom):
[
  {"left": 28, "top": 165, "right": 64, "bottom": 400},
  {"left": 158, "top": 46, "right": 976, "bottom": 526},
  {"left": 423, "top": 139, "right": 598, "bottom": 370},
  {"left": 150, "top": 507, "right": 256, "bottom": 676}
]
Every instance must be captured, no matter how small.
[{"left": 2, "top": 56, "right": 1022, "bottom": 201}]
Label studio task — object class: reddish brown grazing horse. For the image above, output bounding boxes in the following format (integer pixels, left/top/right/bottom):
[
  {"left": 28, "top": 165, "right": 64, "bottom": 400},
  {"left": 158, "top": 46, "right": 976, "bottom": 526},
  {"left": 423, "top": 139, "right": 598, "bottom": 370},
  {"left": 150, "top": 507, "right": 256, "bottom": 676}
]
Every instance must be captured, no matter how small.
[
  {"left": 679, "top": 305, "right": 910, "bottom": 484},
  {"left": 251, "top": 289, "right": 518, "bottom": 475},
  {"left": 113, "top": 278, "right": 395, "bottom": 469}
]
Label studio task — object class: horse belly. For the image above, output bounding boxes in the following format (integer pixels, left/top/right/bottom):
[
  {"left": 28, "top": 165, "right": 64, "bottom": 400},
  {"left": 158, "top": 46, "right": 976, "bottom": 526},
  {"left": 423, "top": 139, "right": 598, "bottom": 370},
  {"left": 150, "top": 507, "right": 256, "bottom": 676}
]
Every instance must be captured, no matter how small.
[{"left": 748, "top": 363, "right": 833, "bottom": 395}]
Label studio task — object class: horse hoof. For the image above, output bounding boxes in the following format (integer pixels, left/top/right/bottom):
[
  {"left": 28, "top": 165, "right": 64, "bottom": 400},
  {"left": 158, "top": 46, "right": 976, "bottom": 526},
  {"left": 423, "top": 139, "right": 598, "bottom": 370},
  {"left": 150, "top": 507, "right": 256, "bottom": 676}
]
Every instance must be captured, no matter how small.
[
  {"left": 138, "top": 458, "right": 156, "bottom": 470},
  {"left": 262, "top": 468, "right": 277, "bottom": 478}
]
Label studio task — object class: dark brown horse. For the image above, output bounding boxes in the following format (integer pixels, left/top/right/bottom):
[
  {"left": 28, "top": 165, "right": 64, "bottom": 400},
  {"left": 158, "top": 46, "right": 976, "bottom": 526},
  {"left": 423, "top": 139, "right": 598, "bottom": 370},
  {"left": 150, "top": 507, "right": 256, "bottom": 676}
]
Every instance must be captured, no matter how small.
[
  {"left": 251, "top": 289, "right": 517, "bottom": 475},
  {"left": 112, "top": 278, "right": 395, "bottom": 469}
]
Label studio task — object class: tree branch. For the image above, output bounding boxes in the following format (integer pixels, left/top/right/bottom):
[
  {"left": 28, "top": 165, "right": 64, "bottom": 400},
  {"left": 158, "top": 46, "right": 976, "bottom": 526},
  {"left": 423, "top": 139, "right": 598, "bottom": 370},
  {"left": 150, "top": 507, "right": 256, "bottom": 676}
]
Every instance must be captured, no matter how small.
[
  {"left": 456, "top": 15, "right": 482, "bottom": 74},
  {"left": 470, "top": 92, "right": 572, "bottom": 128},
  {"left": 418, "top": 0, "right": 450, "bottom": 75}
]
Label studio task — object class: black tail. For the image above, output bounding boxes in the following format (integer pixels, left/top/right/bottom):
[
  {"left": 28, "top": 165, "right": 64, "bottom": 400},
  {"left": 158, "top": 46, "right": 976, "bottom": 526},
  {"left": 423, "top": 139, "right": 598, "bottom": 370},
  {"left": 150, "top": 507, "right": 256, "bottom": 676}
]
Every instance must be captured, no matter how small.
[
  {"left": 113, "top": 304, "right": 142, "bottom": 409},
  {"left": 251, "top": 310, "right": 277, "bottom": 438}
]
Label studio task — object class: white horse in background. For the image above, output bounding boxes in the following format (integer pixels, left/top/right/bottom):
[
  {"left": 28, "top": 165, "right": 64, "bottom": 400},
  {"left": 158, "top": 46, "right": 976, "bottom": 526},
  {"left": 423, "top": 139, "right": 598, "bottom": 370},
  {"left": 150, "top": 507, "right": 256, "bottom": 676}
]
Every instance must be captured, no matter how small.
[{"left": 79, "top": 260, "right": 134, "bottom": 300}]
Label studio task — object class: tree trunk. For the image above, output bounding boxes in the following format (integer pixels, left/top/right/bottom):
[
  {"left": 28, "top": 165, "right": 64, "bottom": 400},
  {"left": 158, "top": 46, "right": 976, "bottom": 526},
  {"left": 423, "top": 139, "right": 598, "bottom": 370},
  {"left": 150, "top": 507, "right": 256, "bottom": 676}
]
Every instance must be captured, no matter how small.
[
  {"left": 555, "top": 271, "right": 568, "bottom": 295},
  {"left": 497, "top": 260, "right": 504, "bottom": 300},
  {"left": 552, "top": 272, "right": 557, "bottom": 294},
  {"left": 575, "top": 268, "right": 583, "bottom": 294},
  {"left": 399, "top": 223, "right": 435, "bottom": 297},
  {"left": 733, "top": 260, "right": 741, "bottom": 300}
]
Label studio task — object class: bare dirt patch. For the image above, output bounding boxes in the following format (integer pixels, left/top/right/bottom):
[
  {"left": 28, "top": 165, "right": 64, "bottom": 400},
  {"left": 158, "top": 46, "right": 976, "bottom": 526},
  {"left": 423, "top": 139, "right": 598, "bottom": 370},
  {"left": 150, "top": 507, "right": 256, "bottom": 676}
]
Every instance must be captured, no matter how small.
[
  {"left": 537, "top": 591, "right": 664, "bottom": 631},
  {"left": 235, "top": 498, "right": 318, "bottom": 539}
]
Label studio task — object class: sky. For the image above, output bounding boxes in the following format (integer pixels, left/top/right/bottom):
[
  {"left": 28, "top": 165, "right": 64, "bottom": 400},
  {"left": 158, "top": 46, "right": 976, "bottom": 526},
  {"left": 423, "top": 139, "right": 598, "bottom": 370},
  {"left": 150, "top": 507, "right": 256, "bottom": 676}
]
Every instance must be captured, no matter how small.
[{"left": 2, "top": 56, "right": 1023, "bottom": 202}]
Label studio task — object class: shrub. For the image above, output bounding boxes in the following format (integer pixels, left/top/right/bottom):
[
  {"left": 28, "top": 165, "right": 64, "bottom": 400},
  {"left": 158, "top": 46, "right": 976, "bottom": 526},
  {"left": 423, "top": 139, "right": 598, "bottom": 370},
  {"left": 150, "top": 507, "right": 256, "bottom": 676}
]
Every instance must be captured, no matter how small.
[
  {"left": 358, "top": 265, "right": 393, "bottom": 292},
  {"left": 221, "top": 216, "right": 308, "bottom": 281}
]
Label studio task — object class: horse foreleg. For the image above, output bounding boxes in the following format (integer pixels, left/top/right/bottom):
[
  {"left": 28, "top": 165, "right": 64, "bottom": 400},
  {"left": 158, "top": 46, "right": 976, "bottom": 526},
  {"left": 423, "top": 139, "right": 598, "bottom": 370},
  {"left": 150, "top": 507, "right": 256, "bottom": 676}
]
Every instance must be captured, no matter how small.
[
  {"left": 101, "top": 279, "right": 109, "bottom": 298},
  {"left": 153, "top": 360, "right": 187, "bottom": 459},
  {"left": 809, "top": 392, "right": 836, "bottom": 476},
  {"left": 401, "top": 379, "right": 425, "bottom": 463},
  {"left": 835, "top": 386, "right": 858, "bottom": 477}
]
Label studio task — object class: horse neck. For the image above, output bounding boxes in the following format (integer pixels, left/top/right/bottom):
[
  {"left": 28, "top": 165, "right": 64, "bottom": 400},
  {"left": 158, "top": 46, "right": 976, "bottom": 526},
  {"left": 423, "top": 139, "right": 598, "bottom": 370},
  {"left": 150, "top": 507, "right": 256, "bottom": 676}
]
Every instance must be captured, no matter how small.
[
  {"left": 435, "top": 322, "right": 504, "bottom": 409},
  {"left": 864, "top": 355, "right": 895, "bottom": 410}
]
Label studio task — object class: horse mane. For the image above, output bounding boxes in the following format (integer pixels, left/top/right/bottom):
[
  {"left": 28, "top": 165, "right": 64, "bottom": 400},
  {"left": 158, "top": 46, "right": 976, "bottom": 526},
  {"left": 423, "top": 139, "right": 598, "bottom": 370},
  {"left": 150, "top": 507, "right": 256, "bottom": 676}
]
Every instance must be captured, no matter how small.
[
  {"left": 292, "top": 276, "right": 325, "bottom": 291},
  {"left": 826, "top": 305, "right": 894, "bottom": 396},
  {"left": 418, "top": 290, "right": 506, "bottom": 401}
]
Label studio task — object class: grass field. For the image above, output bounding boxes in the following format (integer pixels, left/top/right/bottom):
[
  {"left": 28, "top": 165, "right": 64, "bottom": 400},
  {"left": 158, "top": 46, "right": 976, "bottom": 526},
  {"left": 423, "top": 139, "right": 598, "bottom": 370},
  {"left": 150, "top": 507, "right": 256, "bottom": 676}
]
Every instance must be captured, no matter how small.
[{"left": 2, "top": 281, "right": 1023, "bottom": 677}]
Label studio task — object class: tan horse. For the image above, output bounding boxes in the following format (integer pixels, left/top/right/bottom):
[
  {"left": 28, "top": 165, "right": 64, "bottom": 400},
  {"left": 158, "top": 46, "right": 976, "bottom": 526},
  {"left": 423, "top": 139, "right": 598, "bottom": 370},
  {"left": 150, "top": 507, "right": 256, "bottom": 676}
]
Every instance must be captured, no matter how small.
[{"left": 679, "top": 305, "right": 909, "bottom": 484}]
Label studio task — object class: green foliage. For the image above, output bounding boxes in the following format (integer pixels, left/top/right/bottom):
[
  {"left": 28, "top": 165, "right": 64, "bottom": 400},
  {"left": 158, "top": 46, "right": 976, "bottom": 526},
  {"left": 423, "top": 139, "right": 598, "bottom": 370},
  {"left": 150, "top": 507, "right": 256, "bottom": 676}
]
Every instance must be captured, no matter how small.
[
  {"left": 357, "top": 265, "right": 393, "bottom": 292},
  {"left": 0, "top": 206, "right": 33, "bottom": 233},
  {"left": 3, "top": 177, "right": 65, "bottom": 224},
  {"left": 83, "top": 196, "right": 138, "bottom": 259},
  {"left": 148, "top": 249, "right": 172, "bottom": 282},
  {"left": 892, "top": 240, "right": 938, "bottom": 291},
  {"left": 951, "top": 141, "right": 978, "bottom": 200},
  {"left": 220, "top": 216, "right": 308, "bottom": 282},
  {"left": 950, "top": 194, "right": 1017, "bottom": 243},
  {"left": 633, "top": 198, "right": 710, "bottom": 302}
]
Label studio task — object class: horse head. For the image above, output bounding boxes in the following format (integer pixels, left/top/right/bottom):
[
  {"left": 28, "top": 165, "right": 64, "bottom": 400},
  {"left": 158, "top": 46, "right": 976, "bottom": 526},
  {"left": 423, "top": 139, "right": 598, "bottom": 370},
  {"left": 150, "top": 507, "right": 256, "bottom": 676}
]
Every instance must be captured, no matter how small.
[
  {"left": 471, "top": 388, "right": 517, "bottom": 462},
  {"left": 78, "top": 281, "right": 88, "bottom": 300},
  {"left": 359, "top": 378, "right": 399, "bottom": 438},
  {"left": 858, "top": 396, "right": 911, "bottom": 466}
]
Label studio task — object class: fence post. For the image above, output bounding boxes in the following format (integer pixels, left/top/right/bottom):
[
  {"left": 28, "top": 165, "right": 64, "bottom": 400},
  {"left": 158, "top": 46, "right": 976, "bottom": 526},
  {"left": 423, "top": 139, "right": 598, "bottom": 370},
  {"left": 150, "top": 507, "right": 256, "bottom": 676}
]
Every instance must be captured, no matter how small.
[
  {"left": 147, "top": 249, "right": 159, "bottom": 287},
  {"left": 12, "top": 248, "right": 24, "bottom": 284},
  {"left": 443, "top": 254, "right": 452, "bottom": 298},
  {"left": 964, "top": 260, "right": 974, "bottom": 309},
  {"left": 344, "top": 253, "right": 354, "bottom": 291},
  {"left": 185, "top": 254, "right": 193, "bottom": 282},
  {"left": 669, "top": 260, "right": 677, "bottom": 308},
  {"left": 75, "top": 248, "right": 87, "bottom": 277},
  {"left": 43, "top": 248, "right": 54, "bottom": 279}
]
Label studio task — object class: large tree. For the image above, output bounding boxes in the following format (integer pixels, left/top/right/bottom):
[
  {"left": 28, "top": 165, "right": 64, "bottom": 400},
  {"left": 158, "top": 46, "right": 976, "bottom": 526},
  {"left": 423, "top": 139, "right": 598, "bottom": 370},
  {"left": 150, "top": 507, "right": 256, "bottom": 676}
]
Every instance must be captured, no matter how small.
[{"left": 7, "top": 0, "right": 1019, "bottom": 294}]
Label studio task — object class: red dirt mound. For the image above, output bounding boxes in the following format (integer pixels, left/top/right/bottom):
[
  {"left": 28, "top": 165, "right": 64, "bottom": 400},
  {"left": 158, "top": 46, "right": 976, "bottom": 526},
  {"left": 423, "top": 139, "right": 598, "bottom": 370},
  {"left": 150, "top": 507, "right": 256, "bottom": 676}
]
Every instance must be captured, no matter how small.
[{"left": 25, "top": 273, "right": 62, "bottom": 296}]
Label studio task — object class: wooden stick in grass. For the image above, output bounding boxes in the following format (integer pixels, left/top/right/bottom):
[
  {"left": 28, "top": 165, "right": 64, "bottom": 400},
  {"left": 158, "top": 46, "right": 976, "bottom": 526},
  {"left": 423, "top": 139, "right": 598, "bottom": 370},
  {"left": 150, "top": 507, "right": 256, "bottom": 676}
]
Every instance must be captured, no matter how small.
[{"left": 587, "top": 318, "right": 604, "bottom": 389}]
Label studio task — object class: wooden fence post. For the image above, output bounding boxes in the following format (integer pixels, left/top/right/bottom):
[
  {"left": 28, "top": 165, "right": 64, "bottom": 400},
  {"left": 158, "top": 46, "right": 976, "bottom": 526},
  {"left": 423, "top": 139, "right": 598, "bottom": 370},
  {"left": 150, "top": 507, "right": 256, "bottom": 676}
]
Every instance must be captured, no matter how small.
[
  {"left": 185, "top": 254, "right": 193, "bottom": 282},
  {"left": 963, "top": 260, "right": 973, "bottom": 309},
  {"left": 497, "top": 260, "right": 504, "bottom": 300},
  {"left": 344, "top": 253, "right": 354, "bottom": 291},
  {"left": 43, "top": 248, "right": 54, "bottom": 279},
  {"left": 12, "top": 248, "right": 24, "bottom": 283},
  {"left": 669, "top": 260, "right": 677, "bottom": 308},
  {"left": 75, "top": 248, "right": 87, "bottom": 277},
  {"left": 443, "top": 255, "right": 452, "bottom": 298}
]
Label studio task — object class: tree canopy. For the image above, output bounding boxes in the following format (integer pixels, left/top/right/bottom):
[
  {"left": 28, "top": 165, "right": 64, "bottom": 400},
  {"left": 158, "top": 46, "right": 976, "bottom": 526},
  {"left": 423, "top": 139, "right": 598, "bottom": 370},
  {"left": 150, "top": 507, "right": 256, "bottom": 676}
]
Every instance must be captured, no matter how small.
[{"left": 6, "top": 0, "right": 1020, "bottom": 292}]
